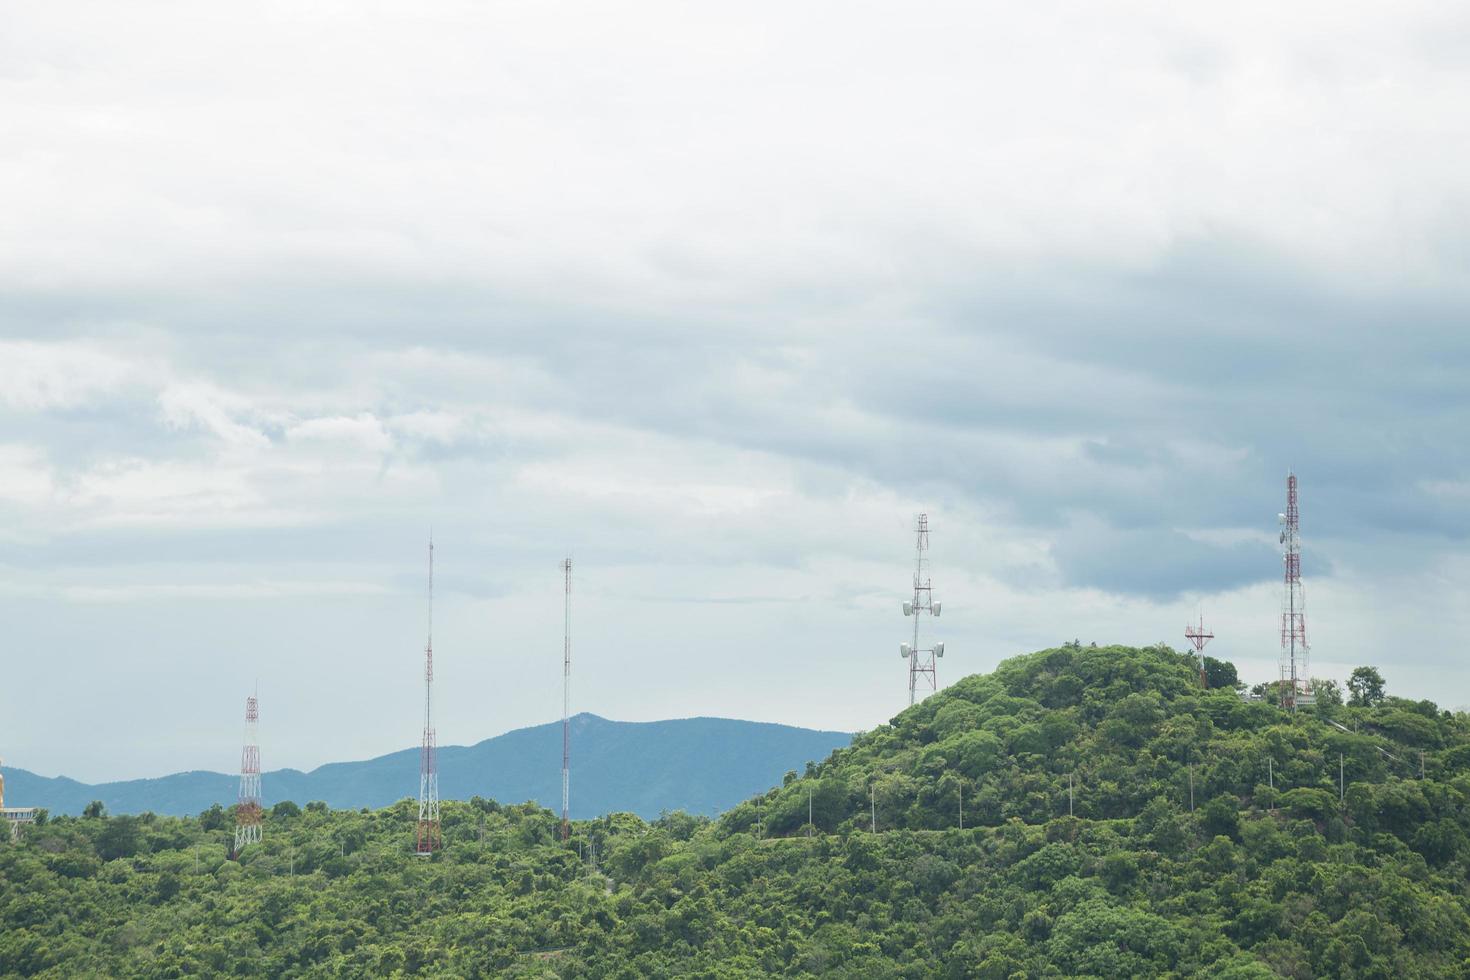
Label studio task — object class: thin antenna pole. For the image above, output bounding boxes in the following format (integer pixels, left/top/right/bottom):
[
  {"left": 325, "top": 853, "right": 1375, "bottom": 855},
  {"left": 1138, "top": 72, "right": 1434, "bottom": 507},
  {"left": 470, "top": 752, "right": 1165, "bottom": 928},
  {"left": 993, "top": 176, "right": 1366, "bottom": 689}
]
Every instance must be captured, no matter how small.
[
  {"left": 561, "top": 557, "right": 573, "bottom": 843},
  {"left": 416, "top": 535, "right": 441, "bottom": 856}
]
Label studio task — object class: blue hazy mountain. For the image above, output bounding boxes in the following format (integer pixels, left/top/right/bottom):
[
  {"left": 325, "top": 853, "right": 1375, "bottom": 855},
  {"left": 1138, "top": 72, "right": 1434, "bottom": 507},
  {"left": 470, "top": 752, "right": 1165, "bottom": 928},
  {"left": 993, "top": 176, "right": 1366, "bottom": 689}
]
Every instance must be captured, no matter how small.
[{"left": 3, "top": 713, "right": 851, "bottom": 819}]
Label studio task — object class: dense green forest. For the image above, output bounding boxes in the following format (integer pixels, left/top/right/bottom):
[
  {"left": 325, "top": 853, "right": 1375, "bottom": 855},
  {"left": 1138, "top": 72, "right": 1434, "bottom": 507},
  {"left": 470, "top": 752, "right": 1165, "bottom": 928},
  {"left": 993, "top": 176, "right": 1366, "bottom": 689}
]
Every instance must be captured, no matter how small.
[{"left": 5, "top": 644, "right": 1470, "bottom": 978}]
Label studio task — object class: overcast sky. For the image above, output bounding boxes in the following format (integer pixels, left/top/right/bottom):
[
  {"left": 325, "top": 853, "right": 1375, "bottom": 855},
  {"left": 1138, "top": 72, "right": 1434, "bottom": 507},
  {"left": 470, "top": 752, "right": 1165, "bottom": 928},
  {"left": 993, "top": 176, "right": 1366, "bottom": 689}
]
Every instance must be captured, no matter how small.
[{"left": 2, "top": 1, "right": 1468, "bottom": 783}]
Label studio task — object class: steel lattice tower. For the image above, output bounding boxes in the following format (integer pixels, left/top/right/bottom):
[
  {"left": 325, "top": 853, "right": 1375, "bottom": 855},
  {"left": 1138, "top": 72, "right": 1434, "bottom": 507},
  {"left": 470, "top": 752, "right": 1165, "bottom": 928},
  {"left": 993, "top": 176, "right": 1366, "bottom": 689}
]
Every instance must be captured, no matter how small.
[
  {"left": 233, "top": 694, "right": 262, "bottom": 857},
  {"left": 416, "top": 537, "right": 441, "bottom": 855},
  {"left": 1185, "top": 613, "right": 1214, "bottom": 688},
  {"left": 899, "top": 513, "right": 945, "bottom": 705},
  {"left": 1278, "top": 473, "right": 1313, "bottom": 710},
  {"left": 560, "top": 557, "right": 572, "bottom": 843}
]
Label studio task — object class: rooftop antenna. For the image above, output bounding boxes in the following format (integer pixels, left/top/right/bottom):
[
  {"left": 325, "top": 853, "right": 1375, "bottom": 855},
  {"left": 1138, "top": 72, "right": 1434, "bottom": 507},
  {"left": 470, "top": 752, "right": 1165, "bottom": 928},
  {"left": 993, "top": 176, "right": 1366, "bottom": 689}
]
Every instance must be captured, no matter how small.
[
  {"left": 416, "top": 535, "right": 441, "bottom": 855},
  {"left": 1278, "top": 472, "right": 1313, "bottom": 711},
  {"left": 1184, "top": 611, "right": 1213, "bottom": 688},
  {"left": 233, "top": 692, "right": 262, "bottom": 857},
  {"left": 899, "top": 513, "right": 945, "bottom": 706},
  {"left": 560, "top": 556, "right": 572, "bottom": 843}
]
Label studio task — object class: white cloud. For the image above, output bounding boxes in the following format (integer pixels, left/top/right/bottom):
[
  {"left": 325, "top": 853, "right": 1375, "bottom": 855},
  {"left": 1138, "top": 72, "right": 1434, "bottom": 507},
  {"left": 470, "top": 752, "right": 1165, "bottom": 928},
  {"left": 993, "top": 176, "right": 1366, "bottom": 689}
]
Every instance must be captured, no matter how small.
[
  {"left": 0, "top": 340, "right": 145, "bottom": 411},
  {"left": 158, "top": 382, "right": 271, "bottom": 448},
  {"left": 0, "top": 443, "right": 53, "bottom": 506},
  {"left": 0, "top": 2, "right": 1466, "bottom": 299},
  {"left": 58, "top": 580, "right": 390, "bottom": 602},
  {"left": 65, "top": 456, "right": 274, "bottom": 527},
  {"left": 286, "top": 414, "right": 393, "bottom": 453},
  {"left": 388, "top": 410, "right": 468, "bottom": 445},
  {"left": 515, "top": 448, "right": 792, "bottom": 521}
]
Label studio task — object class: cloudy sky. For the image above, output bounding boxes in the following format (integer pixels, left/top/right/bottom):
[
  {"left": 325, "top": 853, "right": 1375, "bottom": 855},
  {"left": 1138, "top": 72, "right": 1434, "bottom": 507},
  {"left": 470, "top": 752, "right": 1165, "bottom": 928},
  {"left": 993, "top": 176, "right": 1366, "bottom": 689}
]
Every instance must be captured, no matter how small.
[{"left": 2, "top": 1, "right": 1468, "bottom": 783}]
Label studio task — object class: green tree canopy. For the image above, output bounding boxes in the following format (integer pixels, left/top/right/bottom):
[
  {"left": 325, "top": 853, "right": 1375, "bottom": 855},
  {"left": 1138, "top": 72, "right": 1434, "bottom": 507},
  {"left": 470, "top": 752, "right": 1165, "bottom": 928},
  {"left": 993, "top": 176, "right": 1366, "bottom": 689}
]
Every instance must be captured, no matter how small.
[{"left": 1348, "top": 666, "right": 1387, "bottom": 707}]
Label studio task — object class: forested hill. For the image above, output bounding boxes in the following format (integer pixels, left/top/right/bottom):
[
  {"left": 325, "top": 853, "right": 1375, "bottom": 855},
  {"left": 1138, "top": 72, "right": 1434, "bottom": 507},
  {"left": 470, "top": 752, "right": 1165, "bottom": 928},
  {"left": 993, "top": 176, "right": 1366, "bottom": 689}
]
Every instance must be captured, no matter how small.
[
  {"left": 6, "top": 644, "right": 1470, "bottom": 977},
  {"left": 4, "top": 713, "right": 852, "bottom": 819},
  {"left": 722, "top": 641, "right": 1457, "bottom": 837}
]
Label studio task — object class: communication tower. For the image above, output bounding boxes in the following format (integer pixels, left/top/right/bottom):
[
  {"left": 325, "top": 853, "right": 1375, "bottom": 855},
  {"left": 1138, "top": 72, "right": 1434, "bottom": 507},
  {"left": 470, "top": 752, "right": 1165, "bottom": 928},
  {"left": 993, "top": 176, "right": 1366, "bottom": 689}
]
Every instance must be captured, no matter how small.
[
  {"left": 899, "top": 513, "right": 945, "bottom": 706},
  {"left": 1184, "top": 614, "right": 1213, "bottom": 688},
  {"left": 1278, "top": 473, "right": 1313, "bottom": 710},
  {"left": 416, "top": 537, "right": 441, "bottom": 855},
  {"left": 233, "top": 694, "right": 262, "bottom": 857},
  {"left": 560, "top": 556, "right": 572, "bottom": 843}
]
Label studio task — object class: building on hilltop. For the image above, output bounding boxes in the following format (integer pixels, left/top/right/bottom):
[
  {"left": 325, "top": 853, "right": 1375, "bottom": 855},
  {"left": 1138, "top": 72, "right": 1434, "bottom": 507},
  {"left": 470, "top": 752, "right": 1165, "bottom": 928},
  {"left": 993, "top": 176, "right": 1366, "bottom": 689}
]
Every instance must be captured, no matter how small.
[{"left": 0, "top": 758, "right": 38, "bottom": 840}]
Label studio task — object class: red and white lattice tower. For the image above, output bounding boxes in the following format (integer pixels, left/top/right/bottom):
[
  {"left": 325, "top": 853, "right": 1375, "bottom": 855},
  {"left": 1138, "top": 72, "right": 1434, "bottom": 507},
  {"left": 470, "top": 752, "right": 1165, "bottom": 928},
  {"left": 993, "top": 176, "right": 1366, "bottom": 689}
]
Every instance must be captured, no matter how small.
[
  {"left": 416, "top": 537, "right": 441, "bottom": 855},
  {"left": 899, "top": 513, "right": 945, "bottom": 706},
  {"left": 560, "top": 557, "right": 572, "bottom": 843},
  {"left": 1278, "top": 472, "right": 1314, "bottom": 710},
  {"left": 233, "top": 694, "right": 262, "bottom": 857},
  {"left": 1185, "top": 613, "right": 1214, "bottom": 688}
]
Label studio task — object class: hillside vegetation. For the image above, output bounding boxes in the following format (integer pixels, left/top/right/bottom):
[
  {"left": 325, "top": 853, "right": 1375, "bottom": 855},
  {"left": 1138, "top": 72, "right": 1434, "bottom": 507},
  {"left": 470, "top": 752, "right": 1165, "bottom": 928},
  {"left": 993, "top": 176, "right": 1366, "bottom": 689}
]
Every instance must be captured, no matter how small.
[{"left": 4, "top": 644, "right": 1470, "bottom": 978}]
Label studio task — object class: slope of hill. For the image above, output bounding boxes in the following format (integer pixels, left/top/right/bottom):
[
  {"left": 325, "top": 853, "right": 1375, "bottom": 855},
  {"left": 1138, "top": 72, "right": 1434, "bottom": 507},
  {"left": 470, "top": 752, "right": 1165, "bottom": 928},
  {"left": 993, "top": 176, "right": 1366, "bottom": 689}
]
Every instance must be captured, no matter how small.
[
  {"left": 722, "top": 642, "right": 1461, "bottom": 838},
  {"left": 5, "top": 644, "right": 1470, "bottom": 978},
  {"left": 2, "top": 713, "right": 852, "bottom": 819}
]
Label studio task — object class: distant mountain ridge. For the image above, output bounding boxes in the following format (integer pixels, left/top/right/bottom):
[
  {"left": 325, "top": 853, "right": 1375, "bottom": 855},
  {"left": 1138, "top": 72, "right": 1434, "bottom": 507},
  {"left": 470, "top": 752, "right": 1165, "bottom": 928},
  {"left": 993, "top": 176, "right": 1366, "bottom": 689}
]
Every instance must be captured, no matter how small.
[{"left": 3, "top": 713, "right": 852, "bottom": 819}]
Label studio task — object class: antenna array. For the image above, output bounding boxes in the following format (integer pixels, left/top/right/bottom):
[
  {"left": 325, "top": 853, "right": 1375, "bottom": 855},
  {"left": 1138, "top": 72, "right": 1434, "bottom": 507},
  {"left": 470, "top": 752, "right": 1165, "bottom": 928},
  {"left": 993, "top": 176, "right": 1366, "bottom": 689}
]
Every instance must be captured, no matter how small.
[
  {"left": 233, "top": 694, "right": 262, "bottom": 857},
  {"left": 198, "top": 474, "right": 1323, "bottom": 844},
  {"left": 1184, "top": 614, "right": 1213, "bottom": 688},
  {"left": 899, "top": 513, "right": 945, "bottom": 706},
  {"left": 1278, "top": 473, "right": 1314, "bottom": 710}
]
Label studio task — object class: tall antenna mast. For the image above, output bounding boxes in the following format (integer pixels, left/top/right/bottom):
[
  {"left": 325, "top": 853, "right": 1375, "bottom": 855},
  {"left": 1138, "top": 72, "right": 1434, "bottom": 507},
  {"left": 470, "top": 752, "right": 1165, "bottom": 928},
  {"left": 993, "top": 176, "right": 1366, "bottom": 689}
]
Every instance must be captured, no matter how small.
[
  {"left": 1278, "top": 473, "right": 1313, "bottom": 711},
  {"left": 233, "top": 692, "right": 262, "bottom": 857},
  {"left": 1184, "top": 612, "right": 1213, "bottom": 688},
  {"left": 899, "top": 513, "right": 945, "bottom": 706},
  {"left": 416, "top": 535, "right": 441, "bottom": 855},
  {"left": 560, "top": 557, "right": 572, "bottom": 842}
]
